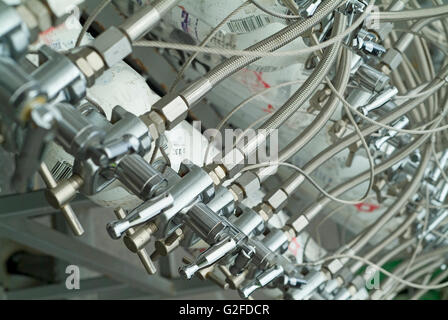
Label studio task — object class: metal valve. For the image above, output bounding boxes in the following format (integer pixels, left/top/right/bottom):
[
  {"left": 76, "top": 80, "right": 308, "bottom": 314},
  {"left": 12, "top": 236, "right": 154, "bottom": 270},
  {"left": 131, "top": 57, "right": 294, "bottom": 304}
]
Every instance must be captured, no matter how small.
[
  {"left": 39, "top": 163, "right": 84, "bottom": 236},
  {"left": 115, "top": 208, "right": 157, "bottom": 275}
]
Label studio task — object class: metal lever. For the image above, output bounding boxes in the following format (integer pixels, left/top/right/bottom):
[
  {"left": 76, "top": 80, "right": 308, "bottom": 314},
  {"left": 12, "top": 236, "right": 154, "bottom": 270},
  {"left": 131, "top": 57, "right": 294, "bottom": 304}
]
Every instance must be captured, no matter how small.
[
  {"left": 115, "top": 208, "right": 157, "bottom": 275},
  {"left": 239, "top": 265, "right": 284, "bottom": 299},
  {"left": 39, "top": 163, "right": 84, "bottom": 236},
  {"left": 218, "top": 265, "right": 248, "bottom": 290},
  {"left": 106, "top": 193, "right": 174, "bottom": 239},
  {"left": 123, "top": 221, "right": 158, "bottom": 253},
  {"left": 182, "top": 256, "right": 229, "bottom": 290},
  {"left": 179, "top": 237, "right": 237, "bottom": 280}
]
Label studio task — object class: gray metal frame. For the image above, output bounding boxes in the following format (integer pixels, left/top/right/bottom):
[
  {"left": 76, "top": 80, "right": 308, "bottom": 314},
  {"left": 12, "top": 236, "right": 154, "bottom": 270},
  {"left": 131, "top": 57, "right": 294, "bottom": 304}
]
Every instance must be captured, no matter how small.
[{"left": 0, "top": 191, "right": 217, "bottom": 300}]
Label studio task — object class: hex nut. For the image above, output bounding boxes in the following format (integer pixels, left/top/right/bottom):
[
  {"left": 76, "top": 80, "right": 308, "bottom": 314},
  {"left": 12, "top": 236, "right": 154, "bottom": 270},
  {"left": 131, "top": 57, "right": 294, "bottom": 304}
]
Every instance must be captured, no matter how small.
[
  {"left": 338, "top": 268, "right": 352, "bottom": 284},
  {"left": 73, "top": 57, "right": 95, "bottom": 86},
  {"left": 68, "top": 47, "right": 105, "bottom": 87},
  {"left": 219, "top": 149, "right": 245, "bottom": 178},
  {"left": 351, "top": 276, "right": 365, "bottom": 290},
  {"left": 152, "top": 93, "right": 189, "bottom": 130},
  {"left": 92, "top": 26, "right": 132, "bottom": 68},
  {"left": 255, "top": 203, "right": 273, "bottom": 222},
  {"left": 234, "top": 171, "right": 260, "bottom": 198},
  {"left": 265, "top": 189, "right": 288, "bottom": 211},
  {"left": 291, "top": 215, "right": 309, "bottom": 234},
  {"left": 25, "top": 0, "right": 51, "bottom": 31},
  {"left": 85, "top": 50, "right": 105, "bottom": 73},
  {"left": 140, "top": 111, "right": 165, "bottom": 141},
  {"left": 229, "top": 184, "right": 244, "bottom": 202},
  {"left": 282, "top": 225, "right": 296, "bottom": 242},
  {"left": 325, "top": 259, "right": 344, "bottom": 275},
  {"left": 206, "top": 164, "right": 227, "bottom": 185},
  {"left": 381, "top": 48, "right": 402, "bottom": 71},
  {"left": 15, "top": 5, "right": 38, "bottom": 39}
]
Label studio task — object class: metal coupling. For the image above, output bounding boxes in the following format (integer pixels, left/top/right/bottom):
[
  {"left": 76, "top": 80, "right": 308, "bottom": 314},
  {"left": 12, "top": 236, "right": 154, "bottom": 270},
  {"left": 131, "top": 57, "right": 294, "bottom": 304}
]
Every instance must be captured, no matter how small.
[
  {"left": 150, "top": 93, "right": 189, "bottom": 130},
  {"left": 90, "top": 26, "right": 132, "bottom": 68},
  {"left": 115, "top": 154, "right": 168, "bottom": 200}
]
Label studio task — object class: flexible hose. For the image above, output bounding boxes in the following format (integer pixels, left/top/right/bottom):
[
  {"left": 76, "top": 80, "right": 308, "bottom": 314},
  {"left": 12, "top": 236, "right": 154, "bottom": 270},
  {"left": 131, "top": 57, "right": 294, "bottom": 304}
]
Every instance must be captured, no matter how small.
[
  {"left": 257, "top": 48, "right": 352, "bottom": 179},
  {"left": 287, "top": 131, "right": 433, "bottom": 228},
  {"left": 411, "top": 267, "right": 448, "bottom": 300},
  {"left": 377, "top": 4, "right": 448, "bottom": 22},
  {"left": 385, "top": 259, "right": 444, "bottom": 300},
  {"left": 349, "top": 147, "right": 431, "bottom": 255},
  {"left": 280, "top": 71, "right": 447, "bottom": 197},
  {"left": 181, "top": 0, "right": 344, "bottom": 105},
  {"left": 350, "top": 212, "right": 418, "bottom": 274},
  {"left": 257, "top": 13, "right": 346, "bottom": 134}
]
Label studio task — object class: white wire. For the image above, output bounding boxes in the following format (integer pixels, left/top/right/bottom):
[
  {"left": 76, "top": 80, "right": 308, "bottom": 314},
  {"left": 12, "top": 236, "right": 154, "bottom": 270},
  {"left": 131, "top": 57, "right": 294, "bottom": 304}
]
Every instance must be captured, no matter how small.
[
  {"left": 241, "top": 162, "right": 373, "bottom": 205},
  {"left": 325, "top": 76, "right": 376, "bottom": 203},
  {"left": 394, "top": 81, "right": 444, "bottom": 100},
  {"left": 76, "top": 0, "right": 112, "bottom": 47}
]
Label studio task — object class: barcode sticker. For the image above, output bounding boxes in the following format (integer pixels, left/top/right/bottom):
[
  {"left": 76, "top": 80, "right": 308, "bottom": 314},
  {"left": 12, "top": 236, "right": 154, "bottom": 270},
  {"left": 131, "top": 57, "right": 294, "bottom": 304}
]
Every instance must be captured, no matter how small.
[
  {"left": 51, "top": 160, "right": 73, "bottom": 181},
  {"left": 227, "top": 15, "right": 273, "bottom": 34}
]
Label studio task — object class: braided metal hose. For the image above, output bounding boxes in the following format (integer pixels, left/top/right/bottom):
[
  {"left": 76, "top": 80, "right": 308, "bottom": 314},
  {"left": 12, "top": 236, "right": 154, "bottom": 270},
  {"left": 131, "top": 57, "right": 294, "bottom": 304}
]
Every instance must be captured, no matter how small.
[
  {"left": 181, "top": 0, "right": 344, "bottom": 105},
  {"left": 258, "top": 12, "right": 345, "bottom": 133}
]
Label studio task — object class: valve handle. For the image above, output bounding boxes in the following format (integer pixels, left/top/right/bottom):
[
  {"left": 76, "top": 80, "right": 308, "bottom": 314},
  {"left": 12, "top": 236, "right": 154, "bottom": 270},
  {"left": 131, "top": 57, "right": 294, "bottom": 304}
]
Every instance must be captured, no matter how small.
[{"left": 39, "top": 163, "right": 84, "bottom": 236}]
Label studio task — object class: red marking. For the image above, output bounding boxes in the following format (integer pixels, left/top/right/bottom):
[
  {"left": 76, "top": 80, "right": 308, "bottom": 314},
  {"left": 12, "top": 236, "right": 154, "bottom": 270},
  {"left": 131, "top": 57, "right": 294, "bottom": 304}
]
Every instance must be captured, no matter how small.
[
  {"left": 253, "top": 71, "right": 276, "bottom": 113},
  {"left": 253, "top": 71, "right": 270, "bottom": 89},
  {"left": 262, "top": 104, "right": 275, "bottom": 113},
  {"left": 354, "top": 203, "right": 380, "bottom": 213},
  {"left": 40, "top": 26, "right": 56, "bottom": 36},
  {"left": 288, "top": 237, "right": 300, "bottom": 257}
]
